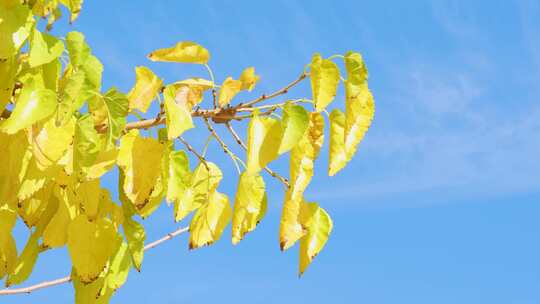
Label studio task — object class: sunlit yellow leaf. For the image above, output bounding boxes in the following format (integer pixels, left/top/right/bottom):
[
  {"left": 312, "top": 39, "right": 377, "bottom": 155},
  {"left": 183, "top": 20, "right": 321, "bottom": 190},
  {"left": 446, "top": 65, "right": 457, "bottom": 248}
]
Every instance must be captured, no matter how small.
[
  {"left": 123, "top": 217, "right": 145, "bottom": 271},
  {"left": 0, "top": 208, "right": 17, "bottom": 279},
  {"left": 289, "top": 112, "right": 324, "bottom": 201},
  {"left": 17, "top": 181, "right": 53, "bottom": 228},
  {"left": 66, "top": 31, "right": 90, "bottom": 67},
  {"left": 218, "top": 77, "right": 242, "bottom": 107},
  {"left": 74, "top": 178, "right": 100, "bottom": 220},
  {"left": 31, "top": 116, "right": 75, "bottom": 170},
  {"left": 174, "top": 162, "right": 222, "bottom": 222},
  {"left": 165, "top": 150, "right": 190, "bottom": 204},
  {"left": 0, "top": 131, "right": 30, "bottom": 208},
  {"left": 128, "top": 66, "right": 163, "bottom": 113},
  {"left": 310, "top": 53, "right": 340, "bottom": 112},
  {"left": 189, "top": 191, "right": 231, "bottom": 249},
  {"left": 43, "top": 187, "right": 76, "bottom": 248},
  {"left": 73, "top": 114, "right": 100, "bottom": 176},
  {"left": 278, "top": 103, "right": 309, "bottom": 155},
  {"left": 67, "top": 215, "right": 121, "bottom": 283},
  {"left": 28, "top": 28, "right": 65, "bottom": 68},
  {"left": 0, "top": 78, "right": 57, "bottom": 134},
  {"left": 231, "top": 172, "right": 267, "bottom": 245},
  {"left": 6, "top": 233, "right": 39, "bottom": 286},
  {"left": 299, "top": 202, "right": 333, "bottom": 276},
  {"left": 0, "top": 56, "right": 18, "bottom": 111},
  {"left": 104, "top": 242, "right": 132, "bottom": 291},
  {"left": 279, "top": 191, "right": 304, "bottom": 251},
  {"left": 328, "top": 109, "right": 347, "bottom": 176},
  {"left": 117, "top": 130, "right": 165, "bottom": 209},
  {"left": 239, "top": 67, "right": 260, "bottom": 91},
  {"left": 163, "top": 85, "right": 194, "bottom": 140},
  {"left": 0, "top": 3, "right": 33, "bottom": 59},
  {"left": 147, "top": 41, "right": 209, "bottom": 64},
  {"left": 59, "top": 0, "right": 83, "bottom": 23},
  {"left": 246, "top": 113, "right": 282, "bottom": 174},
  {"left": 172, "top": 78, "right": 213, "bottom": 107}
]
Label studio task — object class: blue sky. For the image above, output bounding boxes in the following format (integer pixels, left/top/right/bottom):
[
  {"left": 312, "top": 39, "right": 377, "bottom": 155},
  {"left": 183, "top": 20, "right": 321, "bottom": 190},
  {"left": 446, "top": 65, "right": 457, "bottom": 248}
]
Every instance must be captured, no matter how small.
[{"left": 4, "top": 1, "right": 540, "bottom": 303}]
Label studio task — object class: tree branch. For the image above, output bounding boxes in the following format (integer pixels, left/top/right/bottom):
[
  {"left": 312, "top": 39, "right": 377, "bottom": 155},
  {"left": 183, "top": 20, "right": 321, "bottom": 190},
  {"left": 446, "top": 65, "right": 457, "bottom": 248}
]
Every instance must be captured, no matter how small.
[
  {"left": 0, "top": 226, "right": 189, "bottom": 296},
  {"left": 241, "top": 72, "right": 307, "bottom": 108}
]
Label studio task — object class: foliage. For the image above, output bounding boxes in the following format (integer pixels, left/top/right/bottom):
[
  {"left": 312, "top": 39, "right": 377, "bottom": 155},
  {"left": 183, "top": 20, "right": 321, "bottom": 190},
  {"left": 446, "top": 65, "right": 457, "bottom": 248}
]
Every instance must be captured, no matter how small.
[{"left": 0, "top": 1, "right": 375, "bottom": 301}]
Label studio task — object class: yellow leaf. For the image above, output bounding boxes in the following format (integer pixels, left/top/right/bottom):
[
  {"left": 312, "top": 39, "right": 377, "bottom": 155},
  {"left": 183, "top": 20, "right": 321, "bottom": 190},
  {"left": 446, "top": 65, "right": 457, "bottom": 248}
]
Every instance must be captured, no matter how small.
[
  {"left": 310, "top": 53, "right": 340, "bottom": 112},
  {"left": 328, "top": 109, "right": 347, "bottom": 176},
  {"left": 123, "top": 217, "right": 145, "bottom": 271},
  {"left": 74, "top": 178, "right": 100, "bottom": 220},
  {"left": 103, "top": 242, "right": 132, "bottom": 291},
  {"left": 28, "top": 27, "right": 65, "bottom": 67},
  {"left": 174, "top": 162, "right": 222, "bottom": 222},
  {"left": 246, "top": 113, "right": 282, "bottom": 174},
  {"left": 43, "top": 187, "right": 76, "bottom": 248},
  {"left": 299, "top": 202, "right": 333, "bottom": 276},
  {"left": 6, "top": 233, "right": 39, "bottom": 286},
  {"left": 17, "top": 181, "right": 53, "bottom": 228},
  {"left": 189, "top": 191, "right": 231, "bottom": 249},
  {"left": 59, "top": 0, "right": 83, "bottom": 23},
  {"left": 117, "top": 130, "right": 165, "bottom": 209},
  {"left": 0, "top": 56, "right": 18, "bottom": 111},
  {"left": 231, "top": 172, "right": 267, "bottom": 245},
  {"left": 67, "top": 215, "right": 121, "bottom": 283},
  {"left": 163, "top": 85, "right": 194, "bottom": 140},
  {"left": 278, "top": 103, "right": 309, "bottom": 155},
  {"left": 279, "top": 191, "right": 304, "bottom": 251},
  {"left": 0, "top": 208, "right": 17, "bottom": 279},
  {"left": 0, "top": 3, "right": 33, "bottom": 59},
  {"left": 165, "top": 150, "right": 190, "bottom": 204},
  {"left": 172, "top": 78, "right": 213, "bottom": 107},
  {"left": 239, "top": 67, "right": 260, "bottom": 91},
  {"left": 83, "top": 144, "right": 118, "bottom": 179},
  {"left": 31, "top": 116, "right": 75, "bottom": 170},
  {"left": 0, "top": 131, "right": 29, "bottom": 208},
  {"left": 218, "top": 77, "right": 242, "bottom": 107},
  {"left": 127, "top": 66, "right": 163, "bottom": 113},
  {"left": 1, "top": 78, "right": 57, "bottom": 134},
  {"left": 147, "top": 41, "right": 210, "bottom": 64},
  {"left": 289, "top": 112, "right": 324, "bottom": 201}
]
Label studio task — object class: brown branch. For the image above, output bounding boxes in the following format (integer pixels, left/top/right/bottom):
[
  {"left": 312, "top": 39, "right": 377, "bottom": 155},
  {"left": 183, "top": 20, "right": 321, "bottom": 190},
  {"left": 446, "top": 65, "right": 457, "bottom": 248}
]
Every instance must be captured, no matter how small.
[
  {"left": 241, "top": 72, "right": 307, "bottom": 108},
  {"left": 0, "top": 226, "right": 189, "bottom": 296},
  {"left": 224, "top": 122, "right": 290, "bottom": 188}
]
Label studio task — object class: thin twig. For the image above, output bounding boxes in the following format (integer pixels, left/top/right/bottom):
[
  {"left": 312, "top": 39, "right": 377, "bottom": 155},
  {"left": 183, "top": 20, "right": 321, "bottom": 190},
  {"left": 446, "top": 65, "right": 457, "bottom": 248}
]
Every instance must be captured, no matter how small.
[
  {"left": 178, "top": 136, "right": 210, "bottom": 172},
  {"left": 203, "top": 118, "right": 243, "bottom": 174},
  {"left": 225, "top": 122, "right": 290, "bottom": 188},
  {"left": 0, "top": 226, "right": 189, "bottom": 296},
  {"left": 241, "top": 72, "right": 307, "bottom": 108}
]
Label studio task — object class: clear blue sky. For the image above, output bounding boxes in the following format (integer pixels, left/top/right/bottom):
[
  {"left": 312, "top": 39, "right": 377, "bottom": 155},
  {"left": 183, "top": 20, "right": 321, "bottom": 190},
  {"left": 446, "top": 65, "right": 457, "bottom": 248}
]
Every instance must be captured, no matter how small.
[{"left": 5, "top": 1, "right": 540, "bottom": 303}]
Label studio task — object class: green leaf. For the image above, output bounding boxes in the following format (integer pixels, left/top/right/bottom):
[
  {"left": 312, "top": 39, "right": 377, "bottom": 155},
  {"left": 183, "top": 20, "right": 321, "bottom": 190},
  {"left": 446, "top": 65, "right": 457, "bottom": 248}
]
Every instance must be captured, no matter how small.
[
  {"left": 127, "top": 66, "right": 163, "bottom": 113},
  {"left": 231, "top": 172, "right": 267, "bottom": 245},
  {"left": 0, "top": 208, "right": 17, "bottom": 280},
  {"left": 56, "top": 68, "right": 86, "bottom": 126},
  {"left": 278, "top": 103, "right": 309, "bottom": 155},
  {"left": 28, "top": 28, "right": 65, "bottom": 68},
  {"left": 147, "top": 41, "right": 210, "bottom": 64},
  {"left": 0, "top": 3, "right": 33, "bottom": 59},
  {"left": 163, "top": 85, "right": 194, "bottom": 140},
  {"left": 189, "top": 191, "right": 232, "bottom": 249},
  {"left": 66, "top": 31, "right": 90, "bottom": 67},
  {"left": 123, "top": 217, "right": 145, "bottom": 271},
  {"left": 310, "top": 53, "right": 340, "bottom": 112},
  {"left": 97, "top": 88, "right": 129, "bottom": 147},
  {"left": 104, "top": 242, "right": 132, "bottom": 290},
  {"left": 0, "top": 78, "right": 57, "bottom": 134},
  {"left": 299, "top": 202, "right": 333, "bottom": 276}
]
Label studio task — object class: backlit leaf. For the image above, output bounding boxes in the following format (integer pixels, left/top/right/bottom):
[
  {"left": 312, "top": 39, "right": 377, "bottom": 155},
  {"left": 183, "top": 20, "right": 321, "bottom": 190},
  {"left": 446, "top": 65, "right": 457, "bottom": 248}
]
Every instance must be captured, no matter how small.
[
  {"left": 0, "top": 56, "right": 18, "bottom": 111},
  {"left": 66, "top": 31, "right": 90, "bottom": 67},
  {"left": 60, "top": 0, "right": 83, "bottom": 23},
  {"left": 231, "top": 172, "right": 267, "bottom": 245},
  {"left": 28, "top": 28, "right": 65, "bottom": 68},
  {"left": 31, "top": 116, "right": 75, "bottom": 169},
  {"left": 128, "top": 66, "right": 163, "bottom": 113},
  {"left": 0, "top": 208, "right": 17, "bottom": 279},
  {"left": 0, "top": 3, "right": 33, "bottom": 59},
  {"left": 218, "top": 77, "right": 242, "bottom": 107},
  {"left": 165, "top": 150, "right": 190, "bottom": 204},
  {"left": 278, "top": 103, "right": 309, "bottom": 155},
  {"left": 147, "top": 41, "right": 209, "bottom": 64},
  {"left": 246, "top": 112, "right": 282, "bottom": 174},
  {"left": 189, "top": 191, "right": 231, "bottom": 249},
  {"left": 73, "top": 114, "right": 100, "bottom": 175},
  {"left": 310, "top": 53, "right": 339, "bottom": 112},
  {"left": 104, "top": 242, "right": 132, "bottom": 290},
  {"left": 239, "top": 67, "right": 260, "bottom": 91},
  {"left": 6, "top": 233, "right": 39, "bottom": 286},
  {"left": 299, "top": 202, "right": 332, "bottom": 276},
  {"left": 1, "top": 78, "right": 57, "bottom": 134},
  {"left": 163, "top": 85, "right": 194, "bottom": 140},
  {"left": 328, "top": 109, "right": 347, "bottom": 176},
  {"left": 123, "top": 217, "right": 145, "bottom": 271},
  {"left": 43, "top": 187, "right": 76, "bottom": 248}
]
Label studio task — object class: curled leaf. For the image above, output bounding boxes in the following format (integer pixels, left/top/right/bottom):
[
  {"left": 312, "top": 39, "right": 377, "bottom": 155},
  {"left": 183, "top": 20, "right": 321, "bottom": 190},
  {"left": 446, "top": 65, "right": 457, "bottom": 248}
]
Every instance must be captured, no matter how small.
[{"left": 147, "top": 41, "right": 210, "bottom": 64}]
